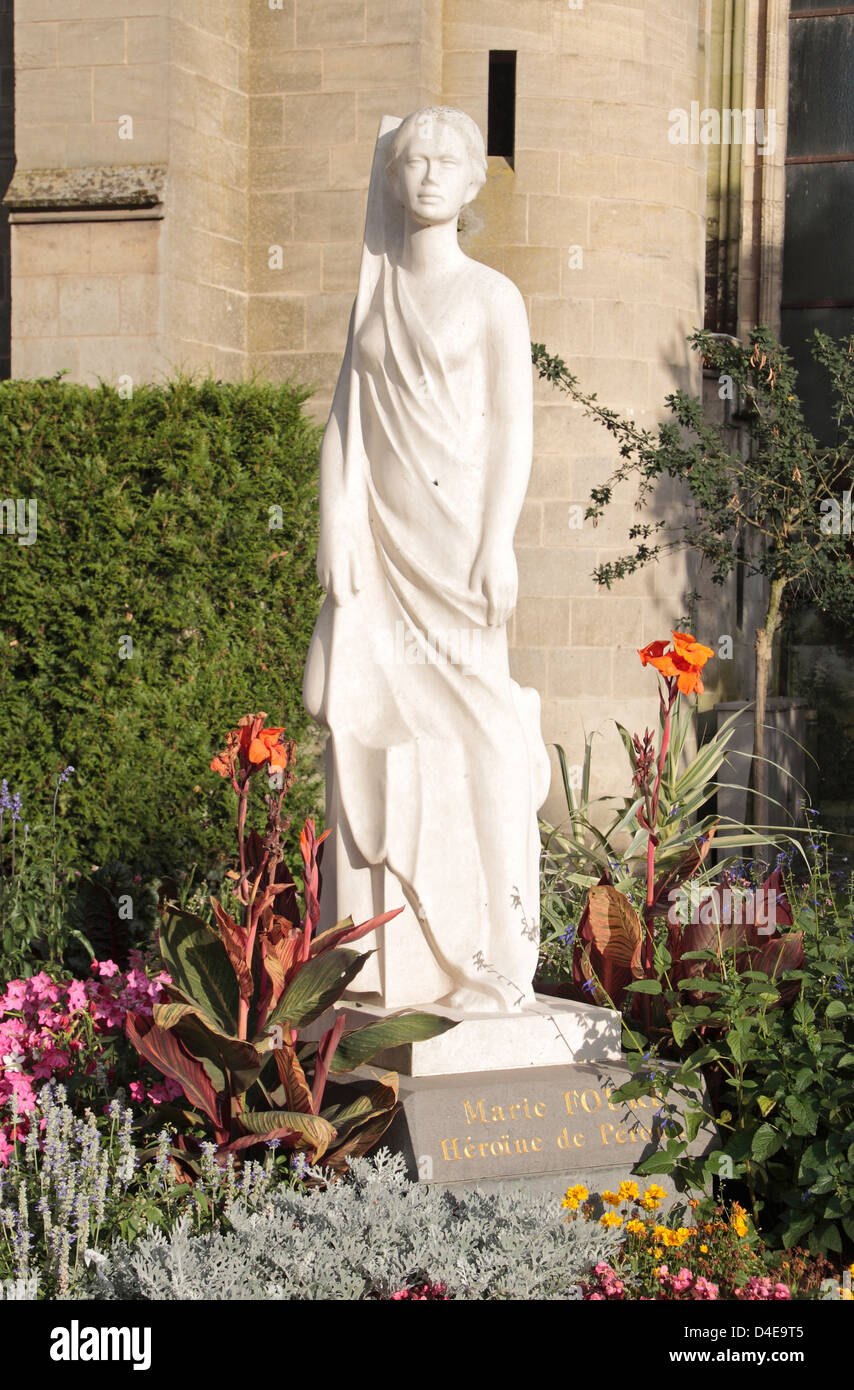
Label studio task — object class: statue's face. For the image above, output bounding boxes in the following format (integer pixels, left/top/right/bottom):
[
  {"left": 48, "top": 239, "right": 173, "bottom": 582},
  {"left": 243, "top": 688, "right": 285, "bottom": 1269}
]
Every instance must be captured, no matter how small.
[{"left": 393, "top": 122, "right": 479, "bottom": 226}]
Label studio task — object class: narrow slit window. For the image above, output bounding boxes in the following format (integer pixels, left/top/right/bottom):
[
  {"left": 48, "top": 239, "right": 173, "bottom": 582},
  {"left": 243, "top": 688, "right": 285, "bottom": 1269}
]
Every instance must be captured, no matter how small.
[{"left": 487, "top": 50, "right": 516, "bottom": 164}]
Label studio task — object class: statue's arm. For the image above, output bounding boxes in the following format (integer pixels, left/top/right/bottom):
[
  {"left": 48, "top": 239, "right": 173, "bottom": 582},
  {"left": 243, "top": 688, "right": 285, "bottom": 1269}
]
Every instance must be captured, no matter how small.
[
  {"left": 316, "top": 302, "right": 362, "bottom": 602},
  {"left": 470, "top": 281, "right": 534, "bottom": 626}
]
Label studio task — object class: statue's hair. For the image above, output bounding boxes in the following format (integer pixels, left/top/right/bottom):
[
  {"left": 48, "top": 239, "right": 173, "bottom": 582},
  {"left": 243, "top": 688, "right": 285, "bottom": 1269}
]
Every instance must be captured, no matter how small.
[{"left": 385, "top": 106, "right": 488, "bottom": 196}]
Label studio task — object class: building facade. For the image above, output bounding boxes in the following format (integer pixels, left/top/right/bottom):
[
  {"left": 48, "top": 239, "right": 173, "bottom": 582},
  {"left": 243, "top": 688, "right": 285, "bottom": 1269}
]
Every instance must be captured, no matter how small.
[{"left": 3, "top": 1, "right": 800, "bottom": 823}]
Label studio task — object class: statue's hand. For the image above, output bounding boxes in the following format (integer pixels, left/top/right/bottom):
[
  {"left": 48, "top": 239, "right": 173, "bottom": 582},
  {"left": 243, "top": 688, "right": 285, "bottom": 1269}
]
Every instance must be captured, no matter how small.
[
  {"left": 470, "top": 542, "right": 517, "bottom": 627},
  {"left": 317, "top": 529, "right": 362, "bottom": 605}
]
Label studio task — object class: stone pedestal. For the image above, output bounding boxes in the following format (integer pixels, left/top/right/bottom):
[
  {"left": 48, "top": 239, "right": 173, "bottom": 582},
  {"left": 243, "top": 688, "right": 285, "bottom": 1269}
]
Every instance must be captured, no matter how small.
[
  {"left": 312, "top": 995, "right": 718, "bottom": 1205},
  {"left": 323, "top": 992, "right": 622, "bottom": 1076}
]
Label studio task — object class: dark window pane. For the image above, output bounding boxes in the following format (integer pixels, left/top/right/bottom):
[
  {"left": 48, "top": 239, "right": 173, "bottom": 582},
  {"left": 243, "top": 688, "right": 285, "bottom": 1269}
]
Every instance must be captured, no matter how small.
[
  {"left": 487, "top": 50, "right": 516, "bottom": 162},
  {"left": 782, "top": 163, "right": 854, "bottom": 301},
  {"left": 781, "top": 305, "right": 854, "bottom": 442},
  {"left": 788, "top": 15, "right": 854, "bottom": 157}
]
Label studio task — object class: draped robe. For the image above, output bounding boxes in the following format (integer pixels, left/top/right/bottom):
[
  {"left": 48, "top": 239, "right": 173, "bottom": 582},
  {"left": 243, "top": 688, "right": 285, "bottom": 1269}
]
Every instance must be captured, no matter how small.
[{"left": 303, "top": 116, "right": 551, "bottom": 1011}]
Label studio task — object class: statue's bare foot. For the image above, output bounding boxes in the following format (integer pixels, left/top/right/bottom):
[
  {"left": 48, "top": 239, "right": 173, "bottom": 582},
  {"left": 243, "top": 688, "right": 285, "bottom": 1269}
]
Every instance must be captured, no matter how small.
[
  {"left": 440, "top": 987, "right": 540, "bottom": 1014},
  {"left": 441, "top": 987, "right": 502, "bottom": 1013}
]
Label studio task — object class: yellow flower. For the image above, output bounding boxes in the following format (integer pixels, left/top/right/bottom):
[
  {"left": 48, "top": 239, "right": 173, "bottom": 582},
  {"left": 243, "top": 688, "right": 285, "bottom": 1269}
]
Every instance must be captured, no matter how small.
[
  {"left": 600, "top": 1212, "right": 623, "bottom": 1229},
  {"left": 653, "top": 1247, "right": 662, "bottom": 1259},
  {"left": 639, "top": 1183, "right": 667, "bottom": 1211},
  {"left": 653, "top": 1225, "right": 670, "bottom": 1243},
  {"left": 626, "top": 1219, "right": 646, "bottom": 1236},
  {"left": 601, "top": 1190, "right": 622, "bottom": 1207},
  {"left": 618, "top": 1180, "right": 640, "bottom": 1203},
  {"left": 700, "top": 1244, "right": 709, "bottom": 1254},
  {"left": 561, "top": 1183, "right": 589, "bottom": 1210},
  {"left": 729, "top": 1201, "right": 749, "bottom": 1238}
]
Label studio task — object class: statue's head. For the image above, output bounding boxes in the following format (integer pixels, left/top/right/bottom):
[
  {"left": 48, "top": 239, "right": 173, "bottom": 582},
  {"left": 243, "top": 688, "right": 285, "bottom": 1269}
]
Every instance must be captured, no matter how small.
[{"left": 386, "top": 106, "right": 487, "bottom": 225}]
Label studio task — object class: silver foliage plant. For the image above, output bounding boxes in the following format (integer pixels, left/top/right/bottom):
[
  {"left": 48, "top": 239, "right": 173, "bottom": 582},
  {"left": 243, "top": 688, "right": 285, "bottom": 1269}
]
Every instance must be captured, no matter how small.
[{"left": 85, "top": 1150, "right": 620, "bottom": 1301}]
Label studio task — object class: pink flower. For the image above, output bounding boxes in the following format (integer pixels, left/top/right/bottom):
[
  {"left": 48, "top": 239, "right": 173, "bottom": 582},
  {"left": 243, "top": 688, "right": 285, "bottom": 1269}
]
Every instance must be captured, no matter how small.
[
  {"left": 66, "top": 980, "right": 88, "bottom": 1013},
  {"left": 128, "top": 1082, "right": 145, "bottom": 1103},
  {"left": 146, "top": 1079, "right": 183, "bottom": 1104}
]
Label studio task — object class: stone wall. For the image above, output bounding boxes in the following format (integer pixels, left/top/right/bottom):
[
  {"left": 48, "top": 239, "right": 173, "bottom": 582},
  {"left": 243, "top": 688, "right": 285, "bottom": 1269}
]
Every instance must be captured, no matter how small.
[
  {"left": 9, "top": 0, "right": 170, "bottom": 385},
  {"left": 5, "top": 0, "right": 759, "bottom": 826},
  {"left": 441, "top": 0, "right": 710, "bottom": 821},
  {"left": 244, "top": 0, "right": 442, "bottom": 407}
]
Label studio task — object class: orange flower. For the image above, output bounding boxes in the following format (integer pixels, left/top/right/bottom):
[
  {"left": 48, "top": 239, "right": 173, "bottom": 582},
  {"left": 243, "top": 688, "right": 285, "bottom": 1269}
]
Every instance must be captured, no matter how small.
[
  {"left": 671, "top": 631, "right": 714, "bottom": 669},
  {"left": 210, "top": 713, "right": 294, "bottom": 779},
  {"left": 247, "top": 726, "right": 291, "bottom": 771},
  {"left": 638, "top": 639, "right": 680, "bottom": 678},
  {"left": 675, "top": 664, "right": 704, "bottom": 696},
  {"left": 638, "top": 632, "right": 714, "bottom": 696}
]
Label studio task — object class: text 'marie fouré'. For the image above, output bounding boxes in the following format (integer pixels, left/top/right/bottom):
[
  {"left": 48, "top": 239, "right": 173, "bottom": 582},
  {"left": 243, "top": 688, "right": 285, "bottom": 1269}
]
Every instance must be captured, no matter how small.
[{"left": 439, "top": 1085, "right": 675, "bottom": 1164}]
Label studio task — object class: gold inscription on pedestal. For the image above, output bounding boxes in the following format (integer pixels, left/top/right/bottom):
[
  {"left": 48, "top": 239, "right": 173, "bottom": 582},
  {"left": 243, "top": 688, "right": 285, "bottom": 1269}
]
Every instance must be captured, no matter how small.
[{"left": 437, "top": 1085, "right": 668, "bottom": 1166}]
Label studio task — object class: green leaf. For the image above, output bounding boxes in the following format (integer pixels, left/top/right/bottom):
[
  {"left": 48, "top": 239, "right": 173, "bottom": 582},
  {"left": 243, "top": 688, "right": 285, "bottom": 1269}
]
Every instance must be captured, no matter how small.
[
  {"left": 329, "top": 1010, "right": 458, "bottom": 1073},
  {"left": 781, "top": 1212, "right": 814, "bottom": 1247},
  {"left": 172, "top": 1014, "right": 264, "bottom": 1095},
  {"left": 322, "top": 1074, "right": 399, "bottom": 1135},
  {"left": 671, "top": 1016, "right": 694, "bottom": 1047},
  {"left": 266, "top": 948, "right": 369, "bottom": 1030},
  {"left": 784, "top": 1095, "right": 818, "bottom": 1134},
  {"left": 684, "top": 1109, "right": 704, "bottom": 1143},
  {"left": 158, "top": 906, "right": 239, "bottom": 1036},
  {"left": 625, "top": 979, "right": 662, "bottom": 995},
  {"left": 757, "top": 1095, "right": 777, "bottom": 1118},
  {"left": 237, "top": 1108, "right": 336, "bottom": 1159},
  {"left": 726, "top": 1032, "right": 752, "bottom": 1066},
  {"left": 751, "top": 1123, "right": 784, "bottom": 1162},
  {"left": 814, "top": 1222, "right": 842, "bottom": 1255},
  {"left": 825, "top": 1000, "right": 848, "bottom": 1020},
  {"left": 633, "top": 1151, "right": 677, "bottom": 1176}
]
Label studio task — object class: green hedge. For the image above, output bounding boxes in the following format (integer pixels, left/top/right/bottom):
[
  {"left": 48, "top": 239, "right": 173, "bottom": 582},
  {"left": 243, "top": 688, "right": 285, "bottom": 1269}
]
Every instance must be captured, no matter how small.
[{"left": 0, "top": 374, "right": 324, "bottom": 879}]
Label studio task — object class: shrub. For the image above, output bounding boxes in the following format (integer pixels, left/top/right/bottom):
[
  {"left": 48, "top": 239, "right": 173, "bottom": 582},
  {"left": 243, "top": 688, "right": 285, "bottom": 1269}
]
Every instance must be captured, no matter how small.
[
  {"left": 0, "top": 375, "right": 323, "bottom": 881},
  {"left": 612, "top": 830, "right": 854, "bottom": 1257},
  {"left": 83, "top": 1150, "right": 621, "bottom": 1301},
  {"left": 0, "top": 1081, "right": 290, "bottom": 1299}
]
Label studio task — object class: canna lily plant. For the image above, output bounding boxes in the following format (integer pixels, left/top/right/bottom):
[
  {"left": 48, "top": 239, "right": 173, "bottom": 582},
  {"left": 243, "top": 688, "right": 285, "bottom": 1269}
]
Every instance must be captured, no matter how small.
[
  {"left": 126, "top": 713, "right": 455, "bottom": 1171},
  {"left": 569, "top": 634, "right": 803, "bottom": 1034}
]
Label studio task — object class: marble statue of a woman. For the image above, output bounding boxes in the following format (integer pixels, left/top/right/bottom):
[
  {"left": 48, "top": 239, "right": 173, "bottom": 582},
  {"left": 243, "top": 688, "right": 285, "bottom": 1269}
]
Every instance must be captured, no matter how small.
[{"left": 303, "top": 107, "right": 551, "bottom": 1014}]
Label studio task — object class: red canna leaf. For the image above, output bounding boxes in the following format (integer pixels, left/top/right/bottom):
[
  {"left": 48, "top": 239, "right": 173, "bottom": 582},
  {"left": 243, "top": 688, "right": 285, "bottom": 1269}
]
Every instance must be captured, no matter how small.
[
  {"left": 219, "top": 1127, "right": 300, "bottom": 1155},
  {"left": 210, "top": 897, "right": 254, "bottom": 1005},
  {"left": 312, "top": 1014, "right": 346, "bottom": 1114},
  {"left": 310, "top": 906, "right": 405, "bottom": 956},
  {"left": 125, "top": 1012, "right": 224, "bottom": 1133},
  {"left": 274, "top": 1042, "right": 315, "bottom": 1115}
]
